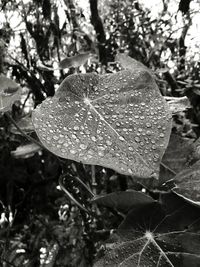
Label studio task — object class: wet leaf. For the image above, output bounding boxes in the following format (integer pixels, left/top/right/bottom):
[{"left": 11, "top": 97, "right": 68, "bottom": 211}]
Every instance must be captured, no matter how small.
[
  {"left": 32, "top": 64, "right": 171, "bottom": 178},
  {"left": 172, "top": 160, "right": 200, "bottom": 205},
  {"left": 59, "top": 52, "right": 91, "bottom": 69},
  {"left": 11, "top": 143, "right": 41, "bottom": 159},
  {"left": 91, "top": 190, "right": 155, "bottom": 214},
  {"left": 0, "top": 75, "right": 21, "bottom": 112},
  {"left": 94, "top": 202, "right": 200, "bottom": 267}
]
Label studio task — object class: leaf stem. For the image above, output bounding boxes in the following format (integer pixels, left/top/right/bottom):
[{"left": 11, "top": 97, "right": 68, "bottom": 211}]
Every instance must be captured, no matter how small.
[
  {"left": 58, "top": 175, "right": 89, "bottom": 213},
  {"left": 74, "top": 175, "right": 94, "bottom": 197},
  {"left": 91, "top": 165, "right": 97, "bottom": 195}
]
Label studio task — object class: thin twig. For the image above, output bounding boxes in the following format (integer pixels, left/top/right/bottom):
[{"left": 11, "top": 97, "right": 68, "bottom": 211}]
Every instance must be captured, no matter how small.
[
  {"left": 22, "top": 91, "right": 31, "bottom": 109},
  {"left": 160, "top": 162, "right": 177, "bottom": 175}
]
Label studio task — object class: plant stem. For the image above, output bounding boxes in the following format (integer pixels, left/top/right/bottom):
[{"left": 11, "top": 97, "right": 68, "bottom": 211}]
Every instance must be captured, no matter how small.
[
  {"left": 59, "top": 175, "right": 89, "bottom": 213},
  {"left": 91, "top": 165, "right": 97, "bottom": 195}
]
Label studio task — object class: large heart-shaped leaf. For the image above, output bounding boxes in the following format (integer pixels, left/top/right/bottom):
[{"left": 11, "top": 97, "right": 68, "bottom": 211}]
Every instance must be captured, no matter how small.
[
  {"left": 32, "top": 65, "right": 171, "bottom": 178},
  {"left": 94, "top": 201, "right": 200, "bottom": 267}
]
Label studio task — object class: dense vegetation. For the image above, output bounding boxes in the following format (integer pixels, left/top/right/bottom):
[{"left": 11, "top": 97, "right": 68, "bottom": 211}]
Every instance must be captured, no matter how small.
[{"left": 0, "top": 0, "right": 200, "bottom": 266}]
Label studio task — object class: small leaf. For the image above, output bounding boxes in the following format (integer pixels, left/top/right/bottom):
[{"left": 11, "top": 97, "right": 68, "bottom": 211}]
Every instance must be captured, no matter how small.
[
  {"left": 11, "top": 143, "right": 41, "bottom": 159},
  {"left": 32, "top": 63, "right": 171, "bottom": 178},
  {"left": 0, "top": 75, "right": 21, "bottom": 112},
  {"left": 116, "top": 53, "right": 154, "bottom": 75},
  {"left": 91, "top": 190, "right": 155, "bottom": 214},
  {"left": 59, "top": 52, "right": 91, "bottom": 69},
  {"left": 10, "top": 116, "right": 34, "bottom": 134},
  {"left": 172, "top": 160, "right": 200, "bottom": 205},
  {"left": 165, "top": 96, "right": 191, "bottom": 113}
]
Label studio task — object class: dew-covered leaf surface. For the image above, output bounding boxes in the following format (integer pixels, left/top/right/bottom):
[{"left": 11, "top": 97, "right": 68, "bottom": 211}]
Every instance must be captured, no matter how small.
[
  {"left": 32, "top": 64, "right": 171, "bottom": 178},
  {"left": 91, "top": 190, "right": 155, "bottom": 214},
  {"left": 172, "top": 160, "right": 200, "bottom": 205},
  {"left": 94, "top": 200, "right": 200, "bottom": 267},
  {"left": 0, "top": 75, "right": 21, "bottom": 112}
]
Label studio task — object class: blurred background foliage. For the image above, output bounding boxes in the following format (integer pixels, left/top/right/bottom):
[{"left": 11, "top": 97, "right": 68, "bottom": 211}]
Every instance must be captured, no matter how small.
[{"left": 0, "top": 0, "right": 200, "bottom": 266}]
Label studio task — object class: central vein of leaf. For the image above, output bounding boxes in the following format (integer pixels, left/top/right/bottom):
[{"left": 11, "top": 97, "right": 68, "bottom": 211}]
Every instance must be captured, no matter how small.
[
  {"left": 83, "top": 97, "right": 91, "bottom": 106},
  {"left": 145, "top": 231, "right": 154, "bottom": 241},
  {"left": 83, "top": 97, "right": 151, "bottom": 170},
  {"left": 83, "top": 97, "right": 121, "bottom": 138}
]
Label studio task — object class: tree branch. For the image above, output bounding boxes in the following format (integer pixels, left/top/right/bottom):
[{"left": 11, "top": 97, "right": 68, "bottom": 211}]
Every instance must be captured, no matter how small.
[{"left": 89, "top": 0, "right": 107, "bottom": 65}]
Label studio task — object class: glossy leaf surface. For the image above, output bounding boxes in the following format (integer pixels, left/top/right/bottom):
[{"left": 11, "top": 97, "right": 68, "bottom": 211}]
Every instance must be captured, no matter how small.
[{"left": 32, "top": 64, "right": 171, "bottom": 178}]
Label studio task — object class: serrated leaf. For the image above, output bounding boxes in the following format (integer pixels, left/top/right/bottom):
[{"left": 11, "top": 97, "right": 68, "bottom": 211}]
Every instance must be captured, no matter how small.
[
  {"left": 172, "top": 160, "right": 200, "bottom": 205},
  {"left": 94, "top": 202, "right": 200, "bottom": 267},
  {"left": 11, "top": 143, "right": 41, "bottom": 159},
  {"left": 91, "top": 190, "right": 155, "bottom": 214},
  {"left": 0, "top": 75, "right": 21, "bottom": 112},
  {"left": 59, "top": 52, "right": 91, "bottom": 69},
  {"left": 32, "top": 64, "right": 171, "bottom": 178}
]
